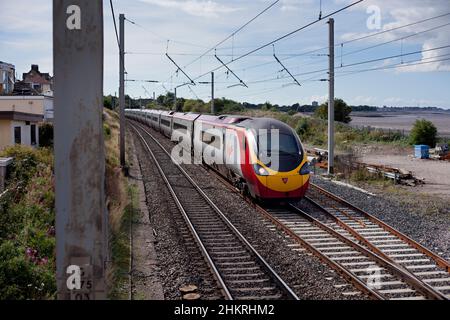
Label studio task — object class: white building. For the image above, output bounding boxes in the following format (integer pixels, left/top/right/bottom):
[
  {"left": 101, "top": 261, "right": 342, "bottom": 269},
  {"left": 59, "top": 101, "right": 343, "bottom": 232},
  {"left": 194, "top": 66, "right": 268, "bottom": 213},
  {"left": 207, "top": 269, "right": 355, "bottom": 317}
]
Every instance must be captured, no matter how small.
[{"left": 0, "top": 96, "right": 54, "bottom": 151}]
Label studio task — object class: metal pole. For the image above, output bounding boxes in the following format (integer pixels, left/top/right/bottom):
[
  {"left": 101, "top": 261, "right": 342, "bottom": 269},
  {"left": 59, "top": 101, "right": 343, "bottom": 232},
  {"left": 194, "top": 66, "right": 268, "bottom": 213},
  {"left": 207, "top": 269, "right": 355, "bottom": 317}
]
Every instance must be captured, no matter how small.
[
  {"left": 174, "top": 87, "right": 177, "bottom": 111},
  {"left": 119, "top": 14, "right": 125, "bottom": 167},
  {"left": 211, "top": 72, "right": 215, "bottom": 114},
  {"left": 328, "top": 18, "right": 335, "bottom": 175},
  {"left": 54, "top": 0, "right": 106, "bottom": 300}
]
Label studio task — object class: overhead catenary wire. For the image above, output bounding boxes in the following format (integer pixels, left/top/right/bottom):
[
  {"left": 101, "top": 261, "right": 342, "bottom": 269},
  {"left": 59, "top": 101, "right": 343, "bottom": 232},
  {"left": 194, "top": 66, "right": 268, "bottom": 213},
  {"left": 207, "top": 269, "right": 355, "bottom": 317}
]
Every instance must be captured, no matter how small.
[
  {"left": 124, "top": 17, "right": 209, "bottom": 49},
  {"left": 165, "top": 53, "right": 196, "bottom": 85},
  {"left": 273, "top": 45, "right": 301, "bottom": 86},
  {"left": 228, "top": 11, "right": 450, "bottom": 74},
  {"left": 215, "top": 53, "right": 248, "bottom": 88},
  {"left": 181, "top": 0, "right": 281, "bottom": 70},
  {"left": 192, "top": 0, "right": 365, "bottom": 81},
  {"left": 109, "top": 0, "right": 120, "bottom": 49},
  {"left": 245, "top": 44, "right": 450, "bottom": 84},
  {"left": 341, "top": 21, "right": 450, "bottom": 58}
]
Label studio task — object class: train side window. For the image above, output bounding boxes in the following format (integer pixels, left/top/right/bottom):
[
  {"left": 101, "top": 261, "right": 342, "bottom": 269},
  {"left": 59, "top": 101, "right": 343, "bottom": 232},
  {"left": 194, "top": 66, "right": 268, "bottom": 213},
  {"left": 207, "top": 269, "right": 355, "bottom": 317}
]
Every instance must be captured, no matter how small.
[{"left": 174, "top": 122, "right": 187, "bottom": 131}]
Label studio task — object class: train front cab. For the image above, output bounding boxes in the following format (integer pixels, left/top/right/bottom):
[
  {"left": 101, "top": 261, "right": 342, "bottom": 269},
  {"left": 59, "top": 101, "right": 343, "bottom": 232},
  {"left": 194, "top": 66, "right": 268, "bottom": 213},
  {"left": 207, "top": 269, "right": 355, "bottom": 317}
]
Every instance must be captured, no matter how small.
[{"left": 241, "top": 119, "right": 310, "bottom": 201}]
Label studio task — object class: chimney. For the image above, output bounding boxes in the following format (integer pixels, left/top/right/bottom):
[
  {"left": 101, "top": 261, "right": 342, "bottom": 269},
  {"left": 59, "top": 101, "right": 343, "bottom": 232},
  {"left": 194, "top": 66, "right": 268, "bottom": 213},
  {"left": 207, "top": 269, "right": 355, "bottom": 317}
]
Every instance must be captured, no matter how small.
[{"left": 31, "top": 64, "right": 39, "bottom": 72}]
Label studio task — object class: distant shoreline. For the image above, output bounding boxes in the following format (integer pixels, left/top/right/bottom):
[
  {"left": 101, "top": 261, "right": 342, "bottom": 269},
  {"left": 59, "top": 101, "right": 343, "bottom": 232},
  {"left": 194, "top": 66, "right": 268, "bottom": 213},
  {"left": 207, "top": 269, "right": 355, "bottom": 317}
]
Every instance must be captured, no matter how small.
[{"left": 349, "top": 111, "right": 450, "bottom": 137}]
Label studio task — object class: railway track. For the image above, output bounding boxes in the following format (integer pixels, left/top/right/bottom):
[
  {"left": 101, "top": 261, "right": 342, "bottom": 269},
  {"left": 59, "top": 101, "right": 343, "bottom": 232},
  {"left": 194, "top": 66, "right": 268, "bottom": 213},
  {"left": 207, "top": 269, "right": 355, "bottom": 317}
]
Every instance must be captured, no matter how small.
[
  {"left": 302, "top": 184, "right": 450, "bottom": 300},
  {"left": 196, "top": 156, "right": 450, "bottom": 300},
  {"left": 129, "top": 121, "right": 298, "bottom": 300}
]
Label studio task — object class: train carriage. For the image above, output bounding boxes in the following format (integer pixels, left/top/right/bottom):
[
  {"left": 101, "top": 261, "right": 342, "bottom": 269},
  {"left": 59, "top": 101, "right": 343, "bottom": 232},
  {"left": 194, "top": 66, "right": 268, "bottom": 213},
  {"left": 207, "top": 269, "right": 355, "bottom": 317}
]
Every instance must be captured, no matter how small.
[{"left": 125, "top": 109, "right": 310, "bottom": 201}]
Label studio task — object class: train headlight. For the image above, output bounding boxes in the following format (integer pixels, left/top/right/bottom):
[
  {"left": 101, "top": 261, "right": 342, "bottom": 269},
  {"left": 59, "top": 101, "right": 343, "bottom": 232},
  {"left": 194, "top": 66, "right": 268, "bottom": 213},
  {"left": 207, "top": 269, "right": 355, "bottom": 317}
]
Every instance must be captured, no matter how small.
[
  {"left": 254, "top": 164, "right": 269, "bottom": 176},
  {"left": 299, "top": 162, "right": 310, "bottom": 175}
]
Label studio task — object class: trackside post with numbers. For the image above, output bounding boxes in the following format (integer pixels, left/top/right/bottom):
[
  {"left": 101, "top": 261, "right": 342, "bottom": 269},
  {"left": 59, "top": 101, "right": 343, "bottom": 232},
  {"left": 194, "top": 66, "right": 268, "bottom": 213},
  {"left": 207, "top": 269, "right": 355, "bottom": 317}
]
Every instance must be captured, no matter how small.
[{"left": 54, "top": 0, "right": 107, "bottom": 300}]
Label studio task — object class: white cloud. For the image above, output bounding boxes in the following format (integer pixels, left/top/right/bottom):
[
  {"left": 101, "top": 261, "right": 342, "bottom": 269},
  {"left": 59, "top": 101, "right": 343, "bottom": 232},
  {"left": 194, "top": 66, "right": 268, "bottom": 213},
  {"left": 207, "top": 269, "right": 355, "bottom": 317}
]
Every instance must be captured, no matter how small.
[
  {"left": 139, "top": 0, "right": 241, "bottom": 18},
  {"left": 339, "top": 0, "right": 450, "bottom": 72},
  {"left": 353, "top": 95, "right": 376, "bottom": 104}
]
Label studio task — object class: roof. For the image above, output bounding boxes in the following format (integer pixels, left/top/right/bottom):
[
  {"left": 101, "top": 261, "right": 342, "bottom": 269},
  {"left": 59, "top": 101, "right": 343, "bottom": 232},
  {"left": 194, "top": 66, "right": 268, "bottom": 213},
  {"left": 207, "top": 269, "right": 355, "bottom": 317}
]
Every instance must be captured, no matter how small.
[{"left": 237, "top": 117, "right": 295, "bottom": 134}]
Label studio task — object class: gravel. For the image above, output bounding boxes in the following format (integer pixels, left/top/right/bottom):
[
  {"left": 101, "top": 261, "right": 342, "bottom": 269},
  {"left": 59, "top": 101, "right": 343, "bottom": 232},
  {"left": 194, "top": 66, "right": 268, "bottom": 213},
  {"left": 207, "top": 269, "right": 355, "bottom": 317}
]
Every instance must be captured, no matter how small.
[
  {"left": 143, "top": 124, "right": 367, "bottom": 300},
  {"left": 131, "top": 127, "right": 223, "bottom": 300},
  {"left": 310, "top": 175, "right": 450, "bottom": 261}
]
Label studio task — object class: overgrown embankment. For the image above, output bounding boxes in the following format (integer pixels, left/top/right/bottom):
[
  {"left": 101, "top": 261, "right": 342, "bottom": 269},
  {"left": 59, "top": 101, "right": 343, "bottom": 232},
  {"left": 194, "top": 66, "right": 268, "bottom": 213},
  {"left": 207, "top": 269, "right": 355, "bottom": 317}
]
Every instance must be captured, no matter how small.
[
  {"left": 0, "top": 109, "right": 134, "bottom": 300},
  {"left": 0, "top": 146, "right": 56, "bottom": 299},
  {"left": 103, "top": 108, "right": 136, "bottom": 299}
]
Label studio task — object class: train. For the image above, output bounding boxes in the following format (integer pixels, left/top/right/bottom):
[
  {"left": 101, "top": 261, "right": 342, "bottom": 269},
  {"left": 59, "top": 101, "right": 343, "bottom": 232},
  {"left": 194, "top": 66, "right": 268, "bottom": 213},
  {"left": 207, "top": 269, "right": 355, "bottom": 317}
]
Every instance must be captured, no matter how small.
[{"left": 126, "top": 108, "right": 310, "bottom": 201}]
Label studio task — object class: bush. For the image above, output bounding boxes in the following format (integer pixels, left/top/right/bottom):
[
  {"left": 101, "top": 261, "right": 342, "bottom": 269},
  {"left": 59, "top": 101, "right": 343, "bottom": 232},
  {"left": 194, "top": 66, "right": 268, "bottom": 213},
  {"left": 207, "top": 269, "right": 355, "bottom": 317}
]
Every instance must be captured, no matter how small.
[
  {"left": 0, "top": 145, "right": 56, "bottom": 299},
  {"left": 0, "top": 241, "right": 55, "bottom": 300},
  {"left": 295, "top": 118, "right": 309, "bottom": 138},
  {"left": 315, "top": 98, "right": 352, "bottom": 123},
  {"left": 287, "top": 110, "right": 296, "bottom": 116},
  {"left": 0, "top": 146, "right": 53, "bottom": 185},
  {"left": 409, "top": 119, "right": 438, "bottom": 147}
]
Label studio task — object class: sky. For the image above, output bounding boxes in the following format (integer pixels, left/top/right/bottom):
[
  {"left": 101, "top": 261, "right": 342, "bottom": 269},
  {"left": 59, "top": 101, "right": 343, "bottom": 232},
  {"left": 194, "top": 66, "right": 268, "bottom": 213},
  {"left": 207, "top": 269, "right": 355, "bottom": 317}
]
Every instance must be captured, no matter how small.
[{"left": 1, "top": 0, "right": 450, "bottom": 108}]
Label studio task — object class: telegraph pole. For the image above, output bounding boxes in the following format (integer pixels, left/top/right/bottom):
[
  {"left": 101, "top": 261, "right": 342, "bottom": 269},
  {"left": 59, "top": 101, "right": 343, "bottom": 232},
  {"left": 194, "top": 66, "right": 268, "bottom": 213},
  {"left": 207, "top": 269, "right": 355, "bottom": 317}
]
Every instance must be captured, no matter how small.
[
  {"left": 54, "top": 0, "right": 106, "bottom": 299},
  {"left": 174, "top": 87, "right": 177, "bottom": 111},
  {"left": 328, "top": 18, "right": 335, "bottom": 175},
  {"left": 211, "top": 72, "right": 215, "bottom": 114},
  {"left": 119, "top": 14, "right": 125, "bottom": 167}
]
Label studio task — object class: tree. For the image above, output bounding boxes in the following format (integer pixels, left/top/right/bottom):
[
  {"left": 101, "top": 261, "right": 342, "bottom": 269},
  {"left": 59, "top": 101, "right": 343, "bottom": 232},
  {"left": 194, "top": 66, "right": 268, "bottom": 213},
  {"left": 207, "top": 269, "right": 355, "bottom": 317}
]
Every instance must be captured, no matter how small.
[
  {"left": 183, "top": 99, "right": 206, "bottom": 113},
  {"left": 103, "top": 95, "right": 113, "bottom": 110},
  {"left": 163, "top": 92, "right": 175, "bottom": 108},
  {"left": 315, "top": 98, "right": 352, "bottom": 123},
  {"left": 410, "top": 119, "right": 438, "bottom": 147}
]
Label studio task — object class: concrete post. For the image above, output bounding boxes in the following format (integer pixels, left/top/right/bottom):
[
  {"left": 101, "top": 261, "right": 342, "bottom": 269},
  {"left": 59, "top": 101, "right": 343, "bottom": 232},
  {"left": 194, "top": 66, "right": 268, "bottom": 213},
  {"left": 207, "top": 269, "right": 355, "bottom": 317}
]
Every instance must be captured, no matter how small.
[
  {"left": 211, "top": 72, "right": 215, "bottom": 114},
  {"left": 174, "top": 87, "right": 177, "bottom": 111},
  {"left": 119, "top": 14, "right": 125, "bottom": 167},
  {"left": 54, "top": 0, "right": 107, "bottom": 300},
  {"left": 328, "top": 18, "right": 335, "bottom": 175}
]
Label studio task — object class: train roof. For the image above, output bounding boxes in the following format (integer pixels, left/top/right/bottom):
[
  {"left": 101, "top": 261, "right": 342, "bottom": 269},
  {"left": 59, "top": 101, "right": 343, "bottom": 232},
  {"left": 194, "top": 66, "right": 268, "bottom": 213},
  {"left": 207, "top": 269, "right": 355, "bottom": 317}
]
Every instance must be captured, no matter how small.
[{"left": 236, "top": 117, "right": 295, "bottom": 134}]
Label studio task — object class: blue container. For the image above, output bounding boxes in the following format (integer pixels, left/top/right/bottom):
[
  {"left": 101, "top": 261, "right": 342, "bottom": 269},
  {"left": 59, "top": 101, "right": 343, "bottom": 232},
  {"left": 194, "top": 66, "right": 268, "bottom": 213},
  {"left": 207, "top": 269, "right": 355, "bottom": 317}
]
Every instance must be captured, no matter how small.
[{"left": 414, "top": 145, "right": 429, "bottom": 159}]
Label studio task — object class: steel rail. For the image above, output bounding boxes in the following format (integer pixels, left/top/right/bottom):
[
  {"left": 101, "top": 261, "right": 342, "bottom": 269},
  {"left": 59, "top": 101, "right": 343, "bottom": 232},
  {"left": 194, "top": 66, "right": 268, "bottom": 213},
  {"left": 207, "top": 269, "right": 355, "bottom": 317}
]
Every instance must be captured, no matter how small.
[
  {"left": 304, "top": 195, "right": 448, "bottom": 300},
  {"left": 130, "top": 121, "right": 299, "bottom": 300},
  {"left": 130, "top": 123, "right": 232, "bottom": 300},
  {"left": 288, "top": 203, "right": 447, "bottom": 300},
  {"left": 199, "top": 165, "right": 385, "bottom": 299},
  {"left": 199, "top": 165, "right": 449, "bottom": 299},
  {"left": 310, "top": 183, "right": 450, "bottom": 272}
]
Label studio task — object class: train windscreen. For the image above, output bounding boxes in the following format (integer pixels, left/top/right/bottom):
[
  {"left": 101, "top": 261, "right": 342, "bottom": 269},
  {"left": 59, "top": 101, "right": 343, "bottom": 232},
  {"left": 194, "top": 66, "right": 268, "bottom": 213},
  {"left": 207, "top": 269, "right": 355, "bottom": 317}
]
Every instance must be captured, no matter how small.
[{"left": 257, "top": 131, "right": 303, "bottom": 172}]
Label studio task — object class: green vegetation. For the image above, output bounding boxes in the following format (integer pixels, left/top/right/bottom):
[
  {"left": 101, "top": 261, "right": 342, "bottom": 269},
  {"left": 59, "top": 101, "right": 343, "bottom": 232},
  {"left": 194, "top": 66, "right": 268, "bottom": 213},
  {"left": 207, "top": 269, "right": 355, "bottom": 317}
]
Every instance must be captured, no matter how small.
[
  {"left": 103, "top": 109, "right": 133, "bottom": 299},
  {"left": 315, "top": 98, "right": 352, "bottom": 123},
  {"left": 108, "top": 185, "right": 137, "bottom": 299},
  {"left": 0, "top": 146, "right": 55, "bottom": 299},
  {"left": 410, "top": 119, "right": 438, "bottom": 147}
]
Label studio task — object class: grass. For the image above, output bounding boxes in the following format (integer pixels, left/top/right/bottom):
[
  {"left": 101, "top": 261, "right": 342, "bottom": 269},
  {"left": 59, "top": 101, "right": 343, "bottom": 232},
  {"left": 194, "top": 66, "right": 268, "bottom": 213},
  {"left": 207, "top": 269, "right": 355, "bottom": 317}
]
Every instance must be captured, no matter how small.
[
  {"left": 103, "top": 108, "right": 135, "bottom": 299},
  {"left": 108, "top": 184, "right": 138, "bottom": 300}
]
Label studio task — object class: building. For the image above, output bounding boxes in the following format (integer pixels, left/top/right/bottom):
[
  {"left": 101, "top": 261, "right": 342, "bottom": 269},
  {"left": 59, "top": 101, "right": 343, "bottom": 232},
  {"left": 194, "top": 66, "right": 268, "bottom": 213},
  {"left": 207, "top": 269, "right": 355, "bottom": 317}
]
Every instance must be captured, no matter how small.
[
  {"left": 22, "top": 64, "right": 53, "bottom": 96},
  {"left": 0, "top": 62, "right": 15, "bottom": 95},
  {"left": 0, "top": 96, "right": 54, "bottom": 151},
  {"left": 312, "top": 101, "right": 319, "bottom": 107}
]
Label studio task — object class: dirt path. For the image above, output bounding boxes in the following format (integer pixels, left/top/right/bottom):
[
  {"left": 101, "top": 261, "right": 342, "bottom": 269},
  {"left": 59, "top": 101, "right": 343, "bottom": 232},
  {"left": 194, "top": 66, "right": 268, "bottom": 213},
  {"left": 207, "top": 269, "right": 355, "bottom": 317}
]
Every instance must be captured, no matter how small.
[
  {"left": 127, "top": 129, "right": 164, "bottom": 300},
  {"left": 361, "top": 153, "right": 450, "bottom": 199}
]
